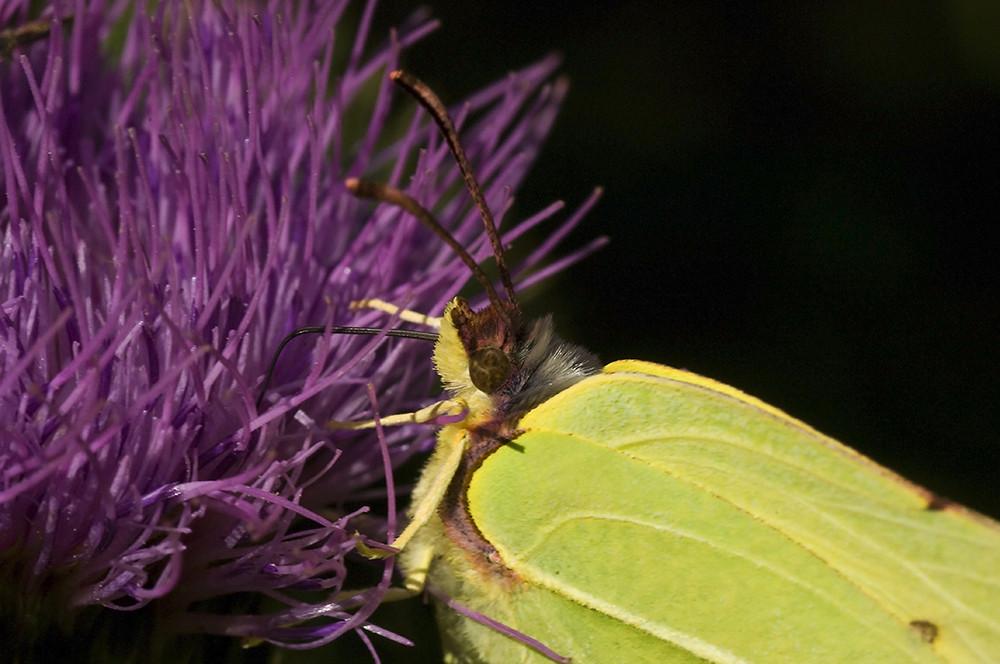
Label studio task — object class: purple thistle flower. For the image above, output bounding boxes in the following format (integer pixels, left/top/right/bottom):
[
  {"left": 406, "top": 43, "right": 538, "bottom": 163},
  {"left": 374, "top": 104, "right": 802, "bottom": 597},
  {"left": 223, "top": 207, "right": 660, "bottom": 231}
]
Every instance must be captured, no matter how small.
[{"left": 0, "top": 0, "right": 599, "bottom": 660}]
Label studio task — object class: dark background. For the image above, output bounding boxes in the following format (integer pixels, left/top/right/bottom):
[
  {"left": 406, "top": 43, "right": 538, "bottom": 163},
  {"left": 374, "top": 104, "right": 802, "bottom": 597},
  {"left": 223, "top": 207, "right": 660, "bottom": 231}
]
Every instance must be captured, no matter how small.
[{"left": 315, "top": 2, "right": 1000, "bottom": 662}]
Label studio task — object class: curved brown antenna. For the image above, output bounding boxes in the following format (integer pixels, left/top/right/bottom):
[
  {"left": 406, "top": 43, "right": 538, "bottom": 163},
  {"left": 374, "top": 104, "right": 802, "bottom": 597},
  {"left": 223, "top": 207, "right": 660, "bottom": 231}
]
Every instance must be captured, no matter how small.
[
  {"left": 391, "top": 70, "right": 519, "bottom": 309},
  {"left": 345, "top": 178, "right": 503, "bottom": 307}
]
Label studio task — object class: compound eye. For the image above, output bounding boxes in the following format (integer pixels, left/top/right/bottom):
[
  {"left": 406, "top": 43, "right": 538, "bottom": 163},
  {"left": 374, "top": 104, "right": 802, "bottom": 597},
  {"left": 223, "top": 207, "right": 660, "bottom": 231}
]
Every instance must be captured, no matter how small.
[{"left": 468, "top": 346, "right": 511, "bottom": 394}]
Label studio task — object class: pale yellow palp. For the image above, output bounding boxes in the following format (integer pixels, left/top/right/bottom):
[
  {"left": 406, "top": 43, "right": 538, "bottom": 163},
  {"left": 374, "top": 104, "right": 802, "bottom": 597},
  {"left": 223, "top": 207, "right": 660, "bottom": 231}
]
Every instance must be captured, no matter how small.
[
  {"left": 326, "top": 398, "right": 466, "bottom": 431},
  {"left": 350, "top": 298, "right": 442, "bottom": 329}
]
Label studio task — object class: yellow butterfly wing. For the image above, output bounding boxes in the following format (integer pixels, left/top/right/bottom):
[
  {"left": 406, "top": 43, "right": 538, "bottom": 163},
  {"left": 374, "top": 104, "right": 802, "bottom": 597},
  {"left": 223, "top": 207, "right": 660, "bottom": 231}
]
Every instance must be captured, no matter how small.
[{"left": 434, "top": 360, "right": 1000, "bottom": 663}]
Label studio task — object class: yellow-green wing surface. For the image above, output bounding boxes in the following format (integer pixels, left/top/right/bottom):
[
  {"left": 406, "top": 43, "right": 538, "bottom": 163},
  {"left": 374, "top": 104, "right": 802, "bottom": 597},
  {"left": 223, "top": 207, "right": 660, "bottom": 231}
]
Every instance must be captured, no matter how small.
[{"left": 461, "top": 360, "right": 1000, "bottom": 663}]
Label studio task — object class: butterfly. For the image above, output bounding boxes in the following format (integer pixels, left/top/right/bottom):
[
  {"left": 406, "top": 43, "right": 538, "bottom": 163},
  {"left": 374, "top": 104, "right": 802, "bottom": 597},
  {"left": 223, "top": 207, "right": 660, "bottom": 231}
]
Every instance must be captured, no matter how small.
[{"left": 277, "top": 70, "right": 1000, "bottom": 663}]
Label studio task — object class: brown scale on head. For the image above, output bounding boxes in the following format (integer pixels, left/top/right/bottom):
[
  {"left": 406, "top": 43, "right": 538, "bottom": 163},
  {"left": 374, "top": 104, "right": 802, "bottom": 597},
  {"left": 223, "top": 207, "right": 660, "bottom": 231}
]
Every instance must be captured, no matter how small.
[{"left": 447, "top": 297, "right": 521, "bottom": 395}]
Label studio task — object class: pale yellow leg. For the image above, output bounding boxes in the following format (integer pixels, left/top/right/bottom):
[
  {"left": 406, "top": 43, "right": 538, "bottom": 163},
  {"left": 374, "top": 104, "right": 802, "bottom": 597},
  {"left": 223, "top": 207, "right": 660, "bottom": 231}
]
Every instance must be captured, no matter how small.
[
  {"left": 393, "top": 428, "right": 468, "bottom": 593},
  {"left": 354, "top": 427, "right": 466, "bottom": 568},
  {"left": 400, "top": 540, "right": 435, "bottom": 595},
  {"left": 326, "top": 398, "right": 466, "bottom": 431},
  {"left": 351, "top": 298, "right": 442, "bottom": 329}
]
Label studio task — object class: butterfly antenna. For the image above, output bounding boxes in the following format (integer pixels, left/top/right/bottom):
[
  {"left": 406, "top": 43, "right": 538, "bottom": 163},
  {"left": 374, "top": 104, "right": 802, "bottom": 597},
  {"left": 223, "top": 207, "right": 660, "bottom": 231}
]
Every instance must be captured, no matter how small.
[
  {"left": 257, "top": 324, "right": 437, "bottom": 411},
  {"left": 390, "top": 70, "right": 519, "bottom": 310},
  {"left": 346, "top": 178, "right": 503, "bottom": 307}
]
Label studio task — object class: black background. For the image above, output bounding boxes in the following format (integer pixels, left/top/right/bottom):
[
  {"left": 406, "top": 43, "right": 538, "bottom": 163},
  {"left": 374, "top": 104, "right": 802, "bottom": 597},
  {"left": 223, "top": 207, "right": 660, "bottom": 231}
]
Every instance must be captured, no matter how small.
[{"left": 317, "top": 2, "right": 1000, "bottom": 661}]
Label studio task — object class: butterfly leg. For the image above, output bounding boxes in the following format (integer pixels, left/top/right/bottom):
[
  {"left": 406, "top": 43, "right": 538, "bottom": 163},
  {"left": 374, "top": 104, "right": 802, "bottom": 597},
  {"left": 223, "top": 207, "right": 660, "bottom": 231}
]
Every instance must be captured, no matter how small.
[
  {"left": 356, "top": 426, "right": 467, "bottom": 575},
  {"left": 392, "top": 427, "right": 467, "bottom": 565}
]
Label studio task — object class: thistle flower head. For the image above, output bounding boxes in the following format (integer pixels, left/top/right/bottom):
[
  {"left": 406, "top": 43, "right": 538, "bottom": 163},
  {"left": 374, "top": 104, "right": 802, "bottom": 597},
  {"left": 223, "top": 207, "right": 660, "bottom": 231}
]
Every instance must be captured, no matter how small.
[{"left": 0, "top": 0, "right": 594, "bottom": 659}]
